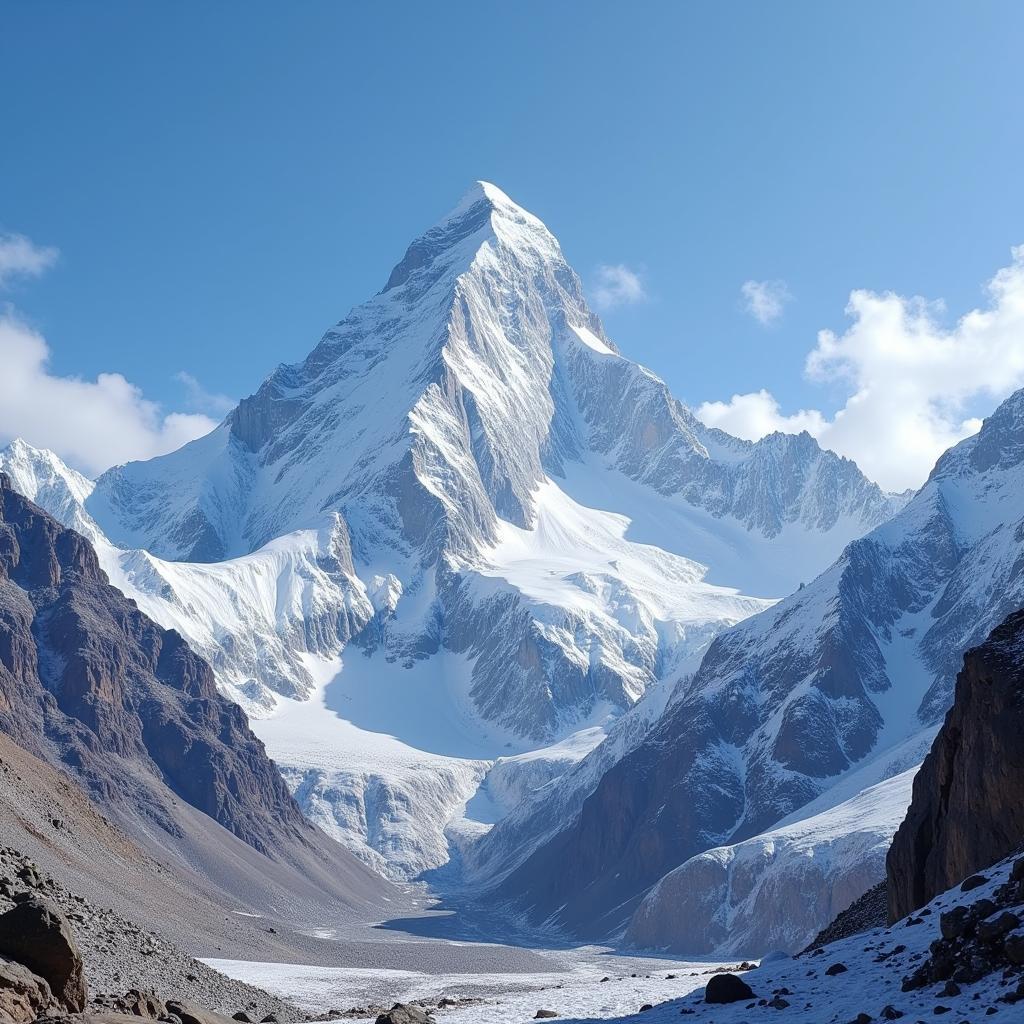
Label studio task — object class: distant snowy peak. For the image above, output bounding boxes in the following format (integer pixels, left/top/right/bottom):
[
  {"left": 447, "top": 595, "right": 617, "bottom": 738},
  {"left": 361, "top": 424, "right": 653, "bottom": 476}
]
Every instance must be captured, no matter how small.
[{"left": 0, "top": 437, "right": 101, "bottom": 541}]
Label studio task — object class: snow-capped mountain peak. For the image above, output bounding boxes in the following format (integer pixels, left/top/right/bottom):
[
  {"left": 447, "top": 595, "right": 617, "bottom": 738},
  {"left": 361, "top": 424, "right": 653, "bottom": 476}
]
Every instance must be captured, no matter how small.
[
  {"left": 5, "top": 185, "right": 909, "bottom": 880},
  {"left": 382, "top": 180, "right": 567, "bottom": 296},
  {"left": 0, "top": 437, "right": 100, "bottom": 541}
]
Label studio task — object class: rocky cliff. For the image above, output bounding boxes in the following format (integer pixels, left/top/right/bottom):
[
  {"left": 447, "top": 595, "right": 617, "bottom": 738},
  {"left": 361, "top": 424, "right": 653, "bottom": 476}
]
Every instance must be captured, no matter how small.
[{"left": 887, "top": 608, "right": 1024, "bottom": 920}]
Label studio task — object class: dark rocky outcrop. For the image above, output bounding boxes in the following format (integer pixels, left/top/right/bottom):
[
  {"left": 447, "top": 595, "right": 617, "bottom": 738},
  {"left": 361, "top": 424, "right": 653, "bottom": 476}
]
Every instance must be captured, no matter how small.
[
  {"left": 898, "top": 854, "right": 1024, "bottom": 993},
  {"left": 887, "top": 610, "right": 1024, "bottom": 920},
  {"left": 703, "top": 973, "right": 754, "bottom": 1004},
  {"left": 0, "top": 898, "right": 84, "bottom": 1011},
  {"left": 0, "top": 473, "right": 307, "bottom": 855},
  {"left": 805, "top": 881, "right": 888, "bottom": 950}
]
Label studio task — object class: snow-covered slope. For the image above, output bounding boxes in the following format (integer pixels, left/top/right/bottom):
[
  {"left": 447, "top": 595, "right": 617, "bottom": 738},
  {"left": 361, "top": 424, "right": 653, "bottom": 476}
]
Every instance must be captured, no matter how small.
[
  {"left": 495, "top": 387, "right": 1024, "bottom": 945},
  {"left": 584, "top": 850, "right": 1024, "bottom": 1024},
  {"left": 625, "top": 735, "right": 929, "bottom": 955},
  {"left": 1, "top": 184, "right": 902, "bottom": 880}
]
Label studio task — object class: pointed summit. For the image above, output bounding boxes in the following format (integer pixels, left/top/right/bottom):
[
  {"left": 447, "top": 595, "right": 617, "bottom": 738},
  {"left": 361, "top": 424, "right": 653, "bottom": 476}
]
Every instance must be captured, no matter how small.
[
  {"left": 383, "top": 181, "right": 559, "bottom": 292},
  {"left": 444, "top": 180, "right": 542, "bottom": 224}
]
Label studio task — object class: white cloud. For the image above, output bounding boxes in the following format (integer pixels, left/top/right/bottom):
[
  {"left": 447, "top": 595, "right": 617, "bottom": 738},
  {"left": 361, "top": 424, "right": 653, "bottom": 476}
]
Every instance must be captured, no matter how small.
[
  {"left": 740, "top": 279, "right": 791, "bottom": 325},
  {"left": 0, "top": 311, "right": 218, "bottom": 477},
  {"left": 175, "top": 371, "right": 235, "bottom": 417},
  {"left": 0, "top": 232, "right": 58, "bottom": 287},
  {"left": 698, "top": 389, "right": 826, "bottom": 439},
  {"left": 698, "top": 247, "right": 1024, "bottom": 492},
  {"left": 592, "top": 264, "right": 647, "bottom": 310}
]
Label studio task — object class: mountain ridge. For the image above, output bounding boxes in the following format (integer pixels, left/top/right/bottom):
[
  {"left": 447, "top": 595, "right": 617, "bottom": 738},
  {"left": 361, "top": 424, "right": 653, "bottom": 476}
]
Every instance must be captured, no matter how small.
[{"left": 492, "top": 384, "right": 1024, "bottom": 950}]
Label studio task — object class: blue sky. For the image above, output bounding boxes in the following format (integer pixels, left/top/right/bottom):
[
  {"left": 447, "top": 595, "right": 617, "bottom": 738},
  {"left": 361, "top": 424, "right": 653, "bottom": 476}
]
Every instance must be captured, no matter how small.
[{"left": 3, "top": 2, "right": 1024, "bottom": 488}]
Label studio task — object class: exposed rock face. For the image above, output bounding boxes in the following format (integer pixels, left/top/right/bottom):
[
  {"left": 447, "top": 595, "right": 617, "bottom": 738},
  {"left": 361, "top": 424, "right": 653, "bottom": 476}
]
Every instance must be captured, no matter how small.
[
  {"left": 804, "top": 881, "right": 888, "bottom": 950},
  {"left": 0, "top": 898, "right": 85, "bottom": 1011},
  {"left": 887, "top": 609, "right": 1024, "bottom": 920}
]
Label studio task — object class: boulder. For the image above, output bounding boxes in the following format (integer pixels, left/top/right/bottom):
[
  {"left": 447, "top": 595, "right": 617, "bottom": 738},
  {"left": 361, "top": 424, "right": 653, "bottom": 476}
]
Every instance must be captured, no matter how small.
[
  {"left": 165, "top": 1002, "right": 238, "bottom": 1024},
  {"left": 1006, "top": 929, "right": 1024, "bottom": 964},
  {"left": 0, "top": 898, "right": 85, "bottom": 1011},
  {"left": 939, "top": 907, "right": 971, "bottom": 940},
  {"left": 375, "top": 1005, "right": 431, "bottom": 1024},
  {"left": 117, "top": 990, "right": 166, "bottom": 1018},
  {"left": 704, "top": 973, "right": 754, "bottom": 1004},
  {"left": 0, "top": 955, "right": 54, "bottom": 1023},
  {"left": 977, "top": 910, "right": 1019, "bottom": 941}
]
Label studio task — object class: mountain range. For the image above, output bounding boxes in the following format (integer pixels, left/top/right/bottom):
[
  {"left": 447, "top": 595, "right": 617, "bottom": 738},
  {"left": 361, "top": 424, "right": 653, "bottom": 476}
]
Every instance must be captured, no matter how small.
[{"left": 3, "top": 182, "right": 1020, "bottom": 958}]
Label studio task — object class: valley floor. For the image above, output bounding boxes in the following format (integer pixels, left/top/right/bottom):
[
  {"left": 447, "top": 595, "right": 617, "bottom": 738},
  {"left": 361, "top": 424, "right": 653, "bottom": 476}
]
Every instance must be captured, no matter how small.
[
  {"left": 204, "top": 887, "right": 723, "bottom": 1023},
  {"left": 206, "top": 852, "right": 1024, "bottom": 1024},
  {"left": 206, "top": 941, "right": 715, "bottom": 1024}
]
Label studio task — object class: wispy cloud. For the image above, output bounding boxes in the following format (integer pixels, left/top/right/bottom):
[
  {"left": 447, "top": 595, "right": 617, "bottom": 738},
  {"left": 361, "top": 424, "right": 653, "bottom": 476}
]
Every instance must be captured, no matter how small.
[
  {"left": 175, "top": 371, "right": 235, "bottom": 418},
  {"left": 0, "top": 311, "right": 218, "bottom": 477},
  {"left": 699, "top": 247, "right": 1024, "bottom": 491},
  {"left": 740, "top": 279, "right": 791, "bottom": 326},
  {"left": 592, "top": 264, "right": 647, "bottom": 310},
  {"left": 0, "top": 232, "right": 58, "bottom": 287}
]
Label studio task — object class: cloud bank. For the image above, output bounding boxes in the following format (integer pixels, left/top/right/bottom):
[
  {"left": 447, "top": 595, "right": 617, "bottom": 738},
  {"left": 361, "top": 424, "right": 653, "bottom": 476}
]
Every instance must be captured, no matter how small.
[
  {"left": 175, "top": 370, "right": 235, "bottom": 417},
  {"left": 0, "top": 311, "right": 219, "bottom": 477},
  {"left": 699, "top": 247, "right": 1024, "bottom": 491}
]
